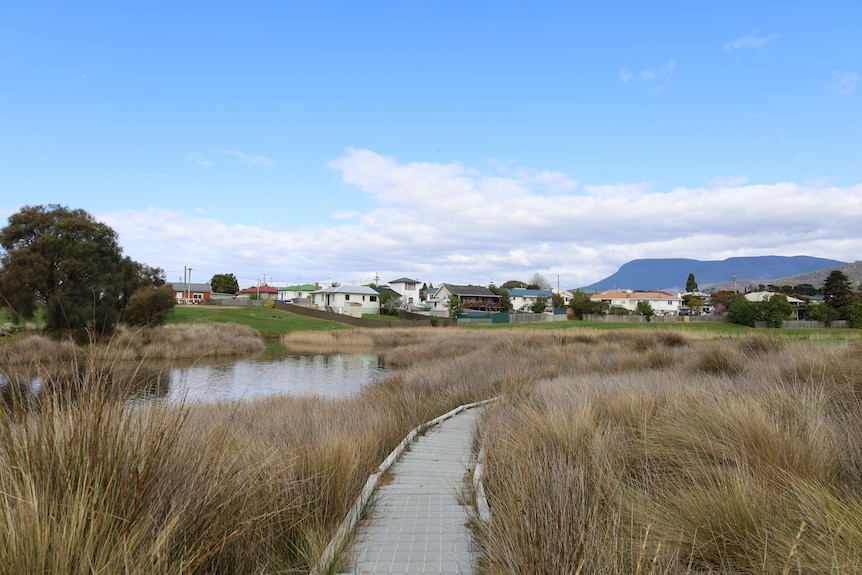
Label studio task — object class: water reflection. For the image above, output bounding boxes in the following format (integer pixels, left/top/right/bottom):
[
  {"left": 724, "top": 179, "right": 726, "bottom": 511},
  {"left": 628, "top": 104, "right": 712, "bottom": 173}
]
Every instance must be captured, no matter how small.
[
  {"left": 1, "top": 352, "right": 387, "bottom": 406},
  {"left": 169, "top": 353, "right": 386, "bottom": 402}
]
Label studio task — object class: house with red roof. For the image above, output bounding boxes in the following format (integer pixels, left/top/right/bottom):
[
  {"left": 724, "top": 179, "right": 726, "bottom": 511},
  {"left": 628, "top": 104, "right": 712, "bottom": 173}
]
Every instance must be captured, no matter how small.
[{"left": 236, "top": 285, "right": 279, "bottom": 300}]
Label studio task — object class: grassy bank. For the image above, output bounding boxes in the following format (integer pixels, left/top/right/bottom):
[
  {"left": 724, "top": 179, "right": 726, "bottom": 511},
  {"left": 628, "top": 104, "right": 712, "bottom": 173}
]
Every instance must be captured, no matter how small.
[{"left": 166, "top": 304, "right": 353, "bottom": 336}]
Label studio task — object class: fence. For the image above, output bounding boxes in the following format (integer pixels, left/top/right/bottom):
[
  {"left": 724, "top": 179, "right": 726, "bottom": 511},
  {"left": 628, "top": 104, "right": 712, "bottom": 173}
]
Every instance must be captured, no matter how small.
[
  {"left": 779, "top": 320, "right": 849, "bottom": 329},
  {"left": 582, "top": 314, "right": 724, "bottom": 323},
  {"left": 508, "top": 313, "right": 569, "bottom": 324},
  {"left": 271, "top": 301, "right": 453, "bottom": 328}
]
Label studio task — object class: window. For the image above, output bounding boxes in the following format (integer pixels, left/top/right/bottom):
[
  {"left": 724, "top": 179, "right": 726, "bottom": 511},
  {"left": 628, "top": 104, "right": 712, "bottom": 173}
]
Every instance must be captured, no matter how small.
[
  {"left": 345, "top": 294, "right": 350, "bottom": 301},
  {"left": 370, "top": 295, "right": 377, "bottom": 302}
]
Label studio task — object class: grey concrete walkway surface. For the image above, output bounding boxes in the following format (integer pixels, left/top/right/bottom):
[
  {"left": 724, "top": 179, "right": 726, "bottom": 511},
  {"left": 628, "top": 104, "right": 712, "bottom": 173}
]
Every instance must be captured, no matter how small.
[{"left": 340, "top": 407, "right": 480, "bottom": 574}]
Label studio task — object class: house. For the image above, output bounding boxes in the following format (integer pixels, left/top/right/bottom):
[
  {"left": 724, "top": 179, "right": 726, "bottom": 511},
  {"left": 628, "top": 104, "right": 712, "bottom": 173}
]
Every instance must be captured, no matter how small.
[
  {"left": 277, "top": 283, "right": 318, "bottom": 301},
  {"left": 553, "top": 289, "right": 574, "bottom": 307},
  {"left": 310, "top": 285, "right": 381, "bottom": 317},
  {"left": 744, "top": 291, "right": 807, "bottom": 320},
  {"left": 435, "top": 284, "right": 502, "bottom": 312},
  {"left": 168, "top": 282, "right": 212, "bottom": 304},
  {"left": 388, "top": 277, "right": 422, "bottom": 305},
  {"left": 508, "top": 288, "right": 554, "bottom": 312},
  {"left": 237, "top": 285, "right": 279, "bottom": 300},
  {"left": 590, "top": 290, "right": 682, "bottom": 316}
]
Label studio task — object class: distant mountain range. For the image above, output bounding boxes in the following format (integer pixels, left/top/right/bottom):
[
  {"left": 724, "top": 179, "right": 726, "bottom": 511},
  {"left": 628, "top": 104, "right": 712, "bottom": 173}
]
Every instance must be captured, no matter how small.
[{"left": 579, "top": 256, "right": 850, "bottom": 293}]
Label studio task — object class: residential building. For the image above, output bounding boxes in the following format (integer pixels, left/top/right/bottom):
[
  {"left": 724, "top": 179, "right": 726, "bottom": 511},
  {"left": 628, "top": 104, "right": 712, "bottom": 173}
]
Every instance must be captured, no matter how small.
[
  {"left": 435, "top": 284, "right": 502, "bottom": 312},
  {"left": 388, "top": 277, "right": 422, "bottom": 305},
  {"left": 278, "top": 283, "right": 318, "bottom": 301},
  {"left": 168, "top": 282, "right": 212, "bottom": 304},
  {"left": 310, "top": 285, "right": 381, "bottom": 317},
  {"left": 590, "top": 290, "right": 682, "bottom": 316},
  {"left": 508, "top": 288, "right": 554, "bottom": 312},
  {"left": 237, "top": 285, "right": 279, "bottom": 300},
  {"left": 744, "top": 291, "right": 807, "bottom": 320}
]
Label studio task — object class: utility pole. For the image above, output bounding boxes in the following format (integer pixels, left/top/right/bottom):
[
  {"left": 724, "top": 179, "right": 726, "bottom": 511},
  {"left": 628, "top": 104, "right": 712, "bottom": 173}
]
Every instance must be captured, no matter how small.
[
  {"left": 186, "top": 267, "right": 193, "bottom": 304},
  {"left": 732, "top": 272, "right": 737, "bottom": 293}
]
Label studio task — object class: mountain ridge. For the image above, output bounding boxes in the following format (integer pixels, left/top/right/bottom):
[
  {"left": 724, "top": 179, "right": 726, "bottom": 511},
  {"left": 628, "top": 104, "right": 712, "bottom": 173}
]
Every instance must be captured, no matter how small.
[{"left": 579, "top": 256, "right": 849, "bottom": 293}]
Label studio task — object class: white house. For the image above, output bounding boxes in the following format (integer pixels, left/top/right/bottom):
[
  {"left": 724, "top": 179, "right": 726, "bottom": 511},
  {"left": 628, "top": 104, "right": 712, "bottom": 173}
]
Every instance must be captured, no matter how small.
[
  {"left": 553, "top": 289, "right": 574, "bottom": 307},
  {"left": 310, "top": 285, "right": 381, "bottom": 317},
  {"left": 508, "top": 288, "right": 554, "bottom": 312},
  {"left": 744, "top": 291, "right": 807, "bottom": 320},
  {"left": 277, "top": 283, "right": 317, "bottom": 301},
  {"left": 388, "top": 277, "right": 422, "bottom": 305},
  {"left": 590, "top": 290, "right": 682, "bottom": 316}
]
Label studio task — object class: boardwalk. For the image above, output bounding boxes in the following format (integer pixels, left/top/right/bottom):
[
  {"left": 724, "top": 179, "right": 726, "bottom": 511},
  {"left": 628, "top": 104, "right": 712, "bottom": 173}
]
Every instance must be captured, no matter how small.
[{"left": 340, "top": 407, "right": 480, "bottom": 574}]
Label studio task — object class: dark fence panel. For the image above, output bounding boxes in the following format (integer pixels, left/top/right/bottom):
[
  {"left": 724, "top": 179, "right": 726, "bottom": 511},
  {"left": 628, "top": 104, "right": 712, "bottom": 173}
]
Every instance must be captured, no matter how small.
[{"left": 272, "top": 302, "right": 452, "bottom": 328}]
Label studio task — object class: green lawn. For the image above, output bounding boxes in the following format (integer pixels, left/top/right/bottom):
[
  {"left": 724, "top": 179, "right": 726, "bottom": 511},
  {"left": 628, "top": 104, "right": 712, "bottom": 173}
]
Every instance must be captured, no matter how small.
[{"left": 166, "top": 305, "right": 353, "bottom": 336}]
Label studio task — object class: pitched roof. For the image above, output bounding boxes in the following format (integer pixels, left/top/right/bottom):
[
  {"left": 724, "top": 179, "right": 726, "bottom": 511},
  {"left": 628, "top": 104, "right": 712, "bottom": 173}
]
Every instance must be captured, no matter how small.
[
  {"left": 389, "top": 277, "right": 420, "bottom": 284},
  {"left": 440, "top": 283, "right": 499, "bottom": 297},
  {"left": 279, "top": 284, "right": 317, "bottom": 291},
  {"left": 238, "top": 285, "right": 278, "bottom": 294},
  {"left": 508, "top": 288, "right": 553, "bottom": 297},
  {"left": 591, "top": 290, "right": 680, "bottom": 301},
  {"left": 168, "top": 282, "right": 212, "bottom": 292},
  {"left": 312, "top": 285, "right": 381, "bottom": 295}
]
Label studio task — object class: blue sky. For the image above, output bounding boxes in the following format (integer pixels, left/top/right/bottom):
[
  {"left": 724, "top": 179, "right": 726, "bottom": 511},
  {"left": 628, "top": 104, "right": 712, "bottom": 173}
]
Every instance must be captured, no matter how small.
[{"left": 2, "top": 1, "right": 860, "bottom": 290}]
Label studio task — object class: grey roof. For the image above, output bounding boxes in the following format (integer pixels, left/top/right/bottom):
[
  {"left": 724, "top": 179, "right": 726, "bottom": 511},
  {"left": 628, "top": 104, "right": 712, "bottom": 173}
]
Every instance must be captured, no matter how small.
[
  {"left": 168, "top": 282, "right": 211, "bottom": 292},
  {"left": 389, "top": 277, "right": 420, "bottom": 284},
  {"left": 312, "top": 285, "right": 381, "bottom": 295},
  {"left": 440, "top": 283, "right": 499, "bottom": 297}
]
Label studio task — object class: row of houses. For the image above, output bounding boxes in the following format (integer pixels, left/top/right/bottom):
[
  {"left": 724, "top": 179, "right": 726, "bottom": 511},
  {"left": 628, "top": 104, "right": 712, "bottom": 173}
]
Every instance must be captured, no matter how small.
[
  {"left": 168, "top": 278, "right": 568, "bottom": 317},
  {"left": 167, "top": 280, "right": 809, "bottom": 320},
  {"left": 588, "top": 289, "right": 808, "bottom": 319}
]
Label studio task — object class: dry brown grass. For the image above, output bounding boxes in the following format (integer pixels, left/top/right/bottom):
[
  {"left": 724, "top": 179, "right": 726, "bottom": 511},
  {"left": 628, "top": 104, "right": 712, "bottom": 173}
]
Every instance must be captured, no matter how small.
[
  {"left": 0, "top": 323, "right": 265, "bottom": 367},
  {"left": 474, "top": 337, "right": 862, "bottom": 574},
  {"left": 6, "top": 326, "right": 859, "bottom": 573}
]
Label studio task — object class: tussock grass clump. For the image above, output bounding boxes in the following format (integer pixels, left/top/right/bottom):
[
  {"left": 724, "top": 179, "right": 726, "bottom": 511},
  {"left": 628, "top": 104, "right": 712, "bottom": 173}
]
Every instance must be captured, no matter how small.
[
  {"left": 689, "top": 341, "right": 747, "bottom": 376},
  {"left": 0, "top": 334, "right": 78, "bottom": 365},
  {"left": 476, "top": 341, "right": 862, "bottom": 574},
  {"left": 0, "top": 323, "right": 264, "bottom": 366}
]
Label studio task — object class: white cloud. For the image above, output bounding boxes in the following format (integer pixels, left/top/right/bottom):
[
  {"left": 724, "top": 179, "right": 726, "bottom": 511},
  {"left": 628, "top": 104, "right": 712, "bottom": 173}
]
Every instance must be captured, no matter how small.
[
  {"left": 831, "top": 71, "right": 859, "bottom": 95},
  {"left": 707, "top": 175, "right": 749, "bottom": 188},
  {"left": 620, "top": 59, "right": 676, "bottom": 90},
  {"left": 187, "top": 153, "right": 213, "bottom": 168},
  {"left": 221, "top": 150, "right": 276, "bottom": 166},
  {"left": 723, "top": 32, "right": 780, "bottom": 52},
  {"left": 102, "top": 150, "right": 862, "bottom": 289}
]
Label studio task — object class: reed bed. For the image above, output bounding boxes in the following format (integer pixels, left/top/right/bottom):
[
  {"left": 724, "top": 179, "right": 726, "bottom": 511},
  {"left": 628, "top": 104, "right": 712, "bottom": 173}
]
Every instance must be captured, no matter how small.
[
  {"left": 474, "top": 337, "right": 862, "bottom": 574},
  {"left": 1, "top": 326, "right": 567, "bottom": 573},
  {"left": 4, "top": 325, "right": 858, "bottom": 573},
  {"left": 0, "top": 323, "right": 264, "bottom": 366}
]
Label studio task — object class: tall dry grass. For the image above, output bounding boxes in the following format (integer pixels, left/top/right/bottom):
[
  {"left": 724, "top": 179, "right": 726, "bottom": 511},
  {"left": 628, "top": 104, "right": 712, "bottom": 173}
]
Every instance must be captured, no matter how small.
[
  {"left": 474, "top": 337, "right": 862, "bottom": 574},
  {"left": 0, "top": 323, "right": 265, "bottom": 367},
  {"left": 2, "top": 326, "right": 592, "bottom": 573}
]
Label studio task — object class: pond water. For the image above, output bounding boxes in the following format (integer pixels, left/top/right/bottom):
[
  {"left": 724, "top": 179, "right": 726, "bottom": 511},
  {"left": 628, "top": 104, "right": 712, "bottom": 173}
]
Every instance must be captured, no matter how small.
[
  {"left": 167, "top": 352, "right": 387, "bottom": 402},
  {"left": 0, "top": 352, "right": 389, "bottom": 405}
]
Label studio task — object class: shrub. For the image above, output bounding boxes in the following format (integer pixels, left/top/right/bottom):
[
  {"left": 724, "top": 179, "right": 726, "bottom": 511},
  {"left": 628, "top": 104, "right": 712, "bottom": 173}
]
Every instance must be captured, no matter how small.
[{"left": 124, "top": 286, "right": 176, "bottom": 327}]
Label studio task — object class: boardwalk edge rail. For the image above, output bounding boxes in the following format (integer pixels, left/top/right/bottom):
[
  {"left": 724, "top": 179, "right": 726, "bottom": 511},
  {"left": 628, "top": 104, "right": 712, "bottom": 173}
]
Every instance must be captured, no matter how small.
[{"left": 310, "top": 397, "right": 498, "bottom": 575}]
